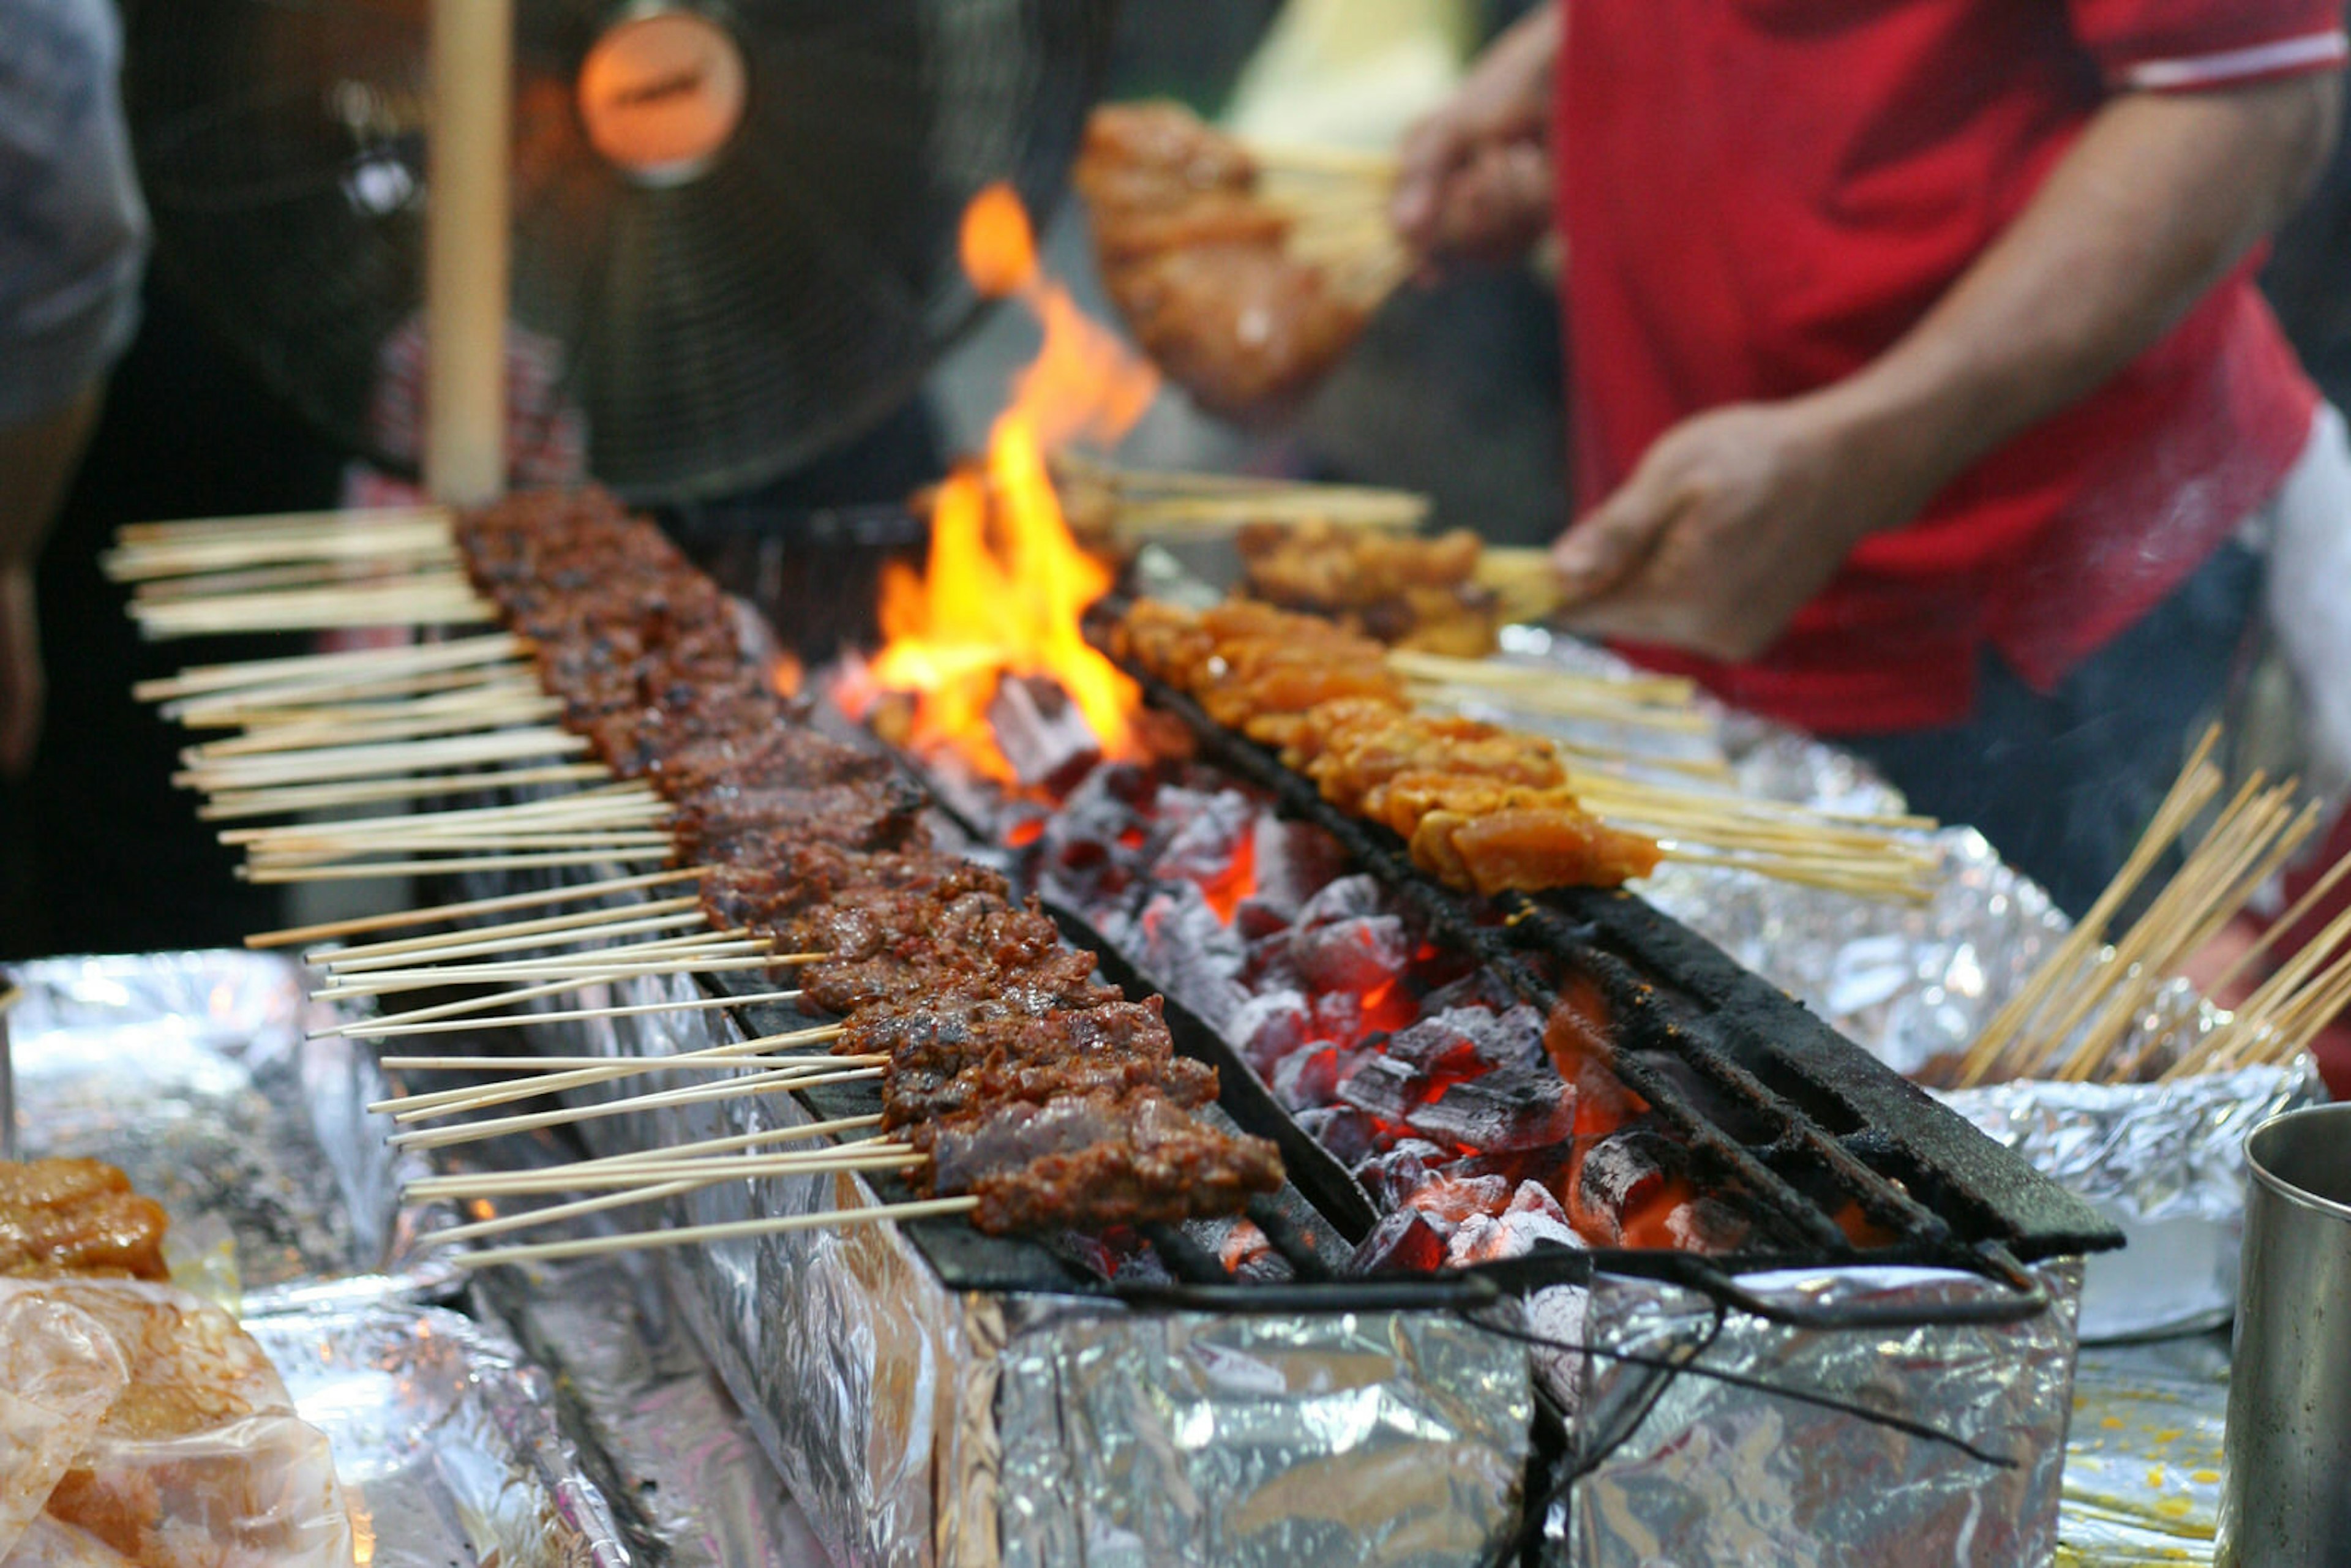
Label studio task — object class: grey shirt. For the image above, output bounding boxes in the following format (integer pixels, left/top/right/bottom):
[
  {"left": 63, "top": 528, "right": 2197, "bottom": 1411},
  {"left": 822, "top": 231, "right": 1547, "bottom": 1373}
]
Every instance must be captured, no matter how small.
[{"left": 0, "top": 0, "right": 147, "bottom": 424}]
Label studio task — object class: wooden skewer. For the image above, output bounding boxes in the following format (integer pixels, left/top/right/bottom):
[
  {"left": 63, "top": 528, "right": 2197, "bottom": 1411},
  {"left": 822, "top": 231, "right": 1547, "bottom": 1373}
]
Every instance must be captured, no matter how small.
[
  {"left": 410, "top": 1147, "right": 920, "bottom": 1198},
  {"left": 315, "top": 902, "right": 708, "bottom": 968},
  {"left": 560, "top": 1115, "right": 885, "bottom": 1169},
  {"left": 177, "top": 727, "right": 592, "bottom": 789},
  {"left": 309, "top": 895, "right": 704, "bottom": 965},
  {"left": 114, "top": 504, "right": 452, "bottom": 546},
  {"left": 201, "top": 763, "right": 618, "bottom": 820},
  {"left": 373, "top": 1025, "right": 845, "bottom": 1079},
  {"left": 108, "top": 528, "right": 460, "bottom": 582},
  {"left": 2203, "top": 845, "right": 2351, "bottom": 997},
  {"left": 186, "top": 699, "right": 564, "bottom": 757},
  {"left": 334, "top": 988, "right": 806, "bottom": 1040},
  {"left": 244, "top": 849, "right": 675, "bottom": 883},
  {"left": 447, "top": 1196, "right": 981, "bottom": 1269},
  {"left": 315, "top": 925, "right": 762, "bottom": 989},
  {"left": 133, "top": 632, "right": 525, "bottom": 703},
  {"left": 314, "top": 948, "right": 769, "bottom": 1029},
  {"left": 129, "top": 552, "right": 463, "bottom": 601},
  {"left": 173, "top": 668, "right": 539, "bottom": 725},
  {"left": 1951, "top": 730, "right": 2223, "bottom": 1086},
  {"left": 407, "top": 1134, "right": 918, "bottom": 1247},
  {"left": 246, "top": 866, "right": 708, "bottom": 948},
  {"left": 315, "top": 950, "right": 790, "bottom": 1003},
  {"left": 388, "top": 1053, "right": 880, "bottom": 1126},
  {"left": 248, "top": 834, "right": 676, "bottom": 869},
  {"left": 386, "top": 1061, "right": 880, "bottom": 1152}
]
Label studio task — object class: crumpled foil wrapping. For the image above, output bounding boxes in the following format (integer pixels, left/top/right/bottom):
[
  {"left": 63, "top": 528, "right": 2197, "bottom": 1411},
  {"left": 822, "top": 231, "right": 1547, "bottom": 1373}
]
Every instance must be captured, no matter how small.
[
  {"left": 992, "top": 1298, "right": 1531, "bottom": 1568},
  {"left": 471, "top": 947, "right": 1540, "bottom": 1568},
  {"left": 1477, "top": 629, "right": 2327, "bottom": 1341},
  {"left": 1943, "top": 1062, "right": 2320, "bottom": 1340},
  {"left": 2, "top": 950, "right": 457, "bottom": 1309},
  {"left": 247, "top": 1302, "right": 631, "bottom": 1568},
  {"left": 495, "top": 961, "right": 974, "bottom": 1568},
  {"left": 2055, "top": 1334, "right": 2231, "bottom": 1564},
  {"left": 1539, "top": 1262, "right": 2087, "bottom": 1567},
  {"left": 471, "top": 1256, "right": 833, "bottom": 1568}
]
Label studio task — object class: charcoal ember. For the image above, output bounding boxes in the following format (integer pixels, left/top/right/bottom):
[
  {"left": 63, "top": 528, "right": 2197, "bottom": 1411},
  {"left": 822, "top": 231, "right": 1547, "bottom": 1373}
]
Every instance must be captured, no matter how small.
[
  {"left": 1041, "top": 768, "right": 1150, "bottom": 870},
  {"left": 1402, "top": 1172, "right": 1512, "bottom": 1230},
  {"left": 1386, "top": 1005, "right": 1545, "bottom": 1074},
  {"left": 1310, "top": 988, "right": 1365, "bottom": 1045},
  {"left": 1297, "top": 873, "right": 1387, "bottom": 928},
  {"left": 1209, "top": 1217, "right": 1290, "bottom": 1281},
  {"left": 1406, "top": 1062, "right": 1577, "bottom": 1152},
  {"left": 1232, "top": 901, "right": 1292, "bottom": 942},
  {"left": 1270, "top": 1042, "right": 1363, "bottom": 1112},
  {"left": 1353, "top": 1139, "right": 1449, "bottom": 1210},
  {"left": 1291, "top": 914, "right": 1410, "bottom": 994},
  {"left": 1667, "top": 1195, "right": 1750, "bottom": 1253},
  {"left": 1152, "top": 789, "right": 1256, "bottom": 884},
  {"left": 1573, "top": 1122, "right": 1679, "bottom": 1244},
  {"left": 1111, "top": 1243, "right": 1174, "bottom": 1285},
  {"left": 1348, "top": 1206, "right": 1450, "bottom": 1275},
  {"left": 1418, "top": 970, "right": 1522, "bottom": 1016},
  {"left": 1446, "top": 1202, "right": 1586, "bottom": 1267},
  {"left": 1439, "top": 1144, "right": 1573, "bottom": 1196},
  {"left": 988, "top": 673, "right": 1104, "bottom": 793},
  {"left": 1247, "top": 819, "right": 1352, "bottom": 919},
  {"left": 1240, "top": 928, "right": 1306, "bottom": 993},
  {"left": 1294, "top": 1106, "right": 1382, "bottom": 1168},
  {"left": 1335, "top": 1054, "right": 1426, "bottom": 1122},
  {"left": 1133, "top": 884, "right": 1250, "bottom": 1028},
  {"left": 1231, "top": 988, "right": 1314, "bottom": 1075},
  {"left": 1507, "top": 1179, "right": 1570, "bottom": 1226}
]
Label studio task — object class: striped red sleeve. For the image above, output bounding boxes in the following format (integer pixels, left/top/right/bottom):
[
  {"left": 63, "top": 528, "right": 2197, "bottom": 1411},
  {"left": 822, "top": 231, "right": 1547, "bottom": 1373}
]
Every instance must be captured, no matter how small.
[{"left": 2068, "top": 0, "right": 2348, "bottom": 90}]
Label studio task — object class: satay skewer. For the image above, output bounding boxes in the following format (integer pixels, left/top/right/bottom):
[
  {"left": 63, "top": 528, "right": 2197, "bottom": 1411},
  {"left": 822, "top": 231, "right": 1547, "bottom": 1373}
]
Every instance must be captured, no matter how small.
[
  {"left": 387, "top": 1060, "right": 882, "bottom": 1152},
  {"left": 444, "top": 1197, "right": 982, "bottom": 1269},
  {"left": 248, "top": 866, "right": 711, "bottom": 948}
]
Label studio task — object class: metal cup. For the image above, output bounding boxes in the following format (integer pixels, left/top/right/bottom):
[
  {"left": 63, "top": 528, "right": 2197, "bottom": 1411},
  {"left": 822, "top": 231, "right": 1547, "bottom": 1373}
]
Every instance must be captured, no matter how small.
[{"left": 2218, "top": 1103, "right": 2351, "bottom": 1566}]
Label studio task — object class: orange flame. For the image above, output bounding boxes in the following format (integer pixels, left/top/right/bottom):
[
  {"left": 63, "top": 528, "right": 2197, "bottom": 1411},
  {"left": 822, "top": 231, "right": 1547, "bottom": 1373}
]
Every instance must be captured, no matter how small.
[{"left": 858, "top": 182, "right": 1160, "bottom": 780}]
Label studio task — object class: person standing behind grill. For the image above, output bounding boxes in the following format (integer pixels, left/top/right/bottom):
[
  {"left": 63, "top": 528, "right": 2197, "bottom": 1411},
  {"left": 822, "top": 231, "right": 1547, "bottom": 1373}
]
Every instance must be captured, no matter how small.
[
  {"left": 1391, "top": 1, "right": 2351, "bottom": 917},
  {"left": 0, "top": 0, "right": 147, "bottom": 782}
]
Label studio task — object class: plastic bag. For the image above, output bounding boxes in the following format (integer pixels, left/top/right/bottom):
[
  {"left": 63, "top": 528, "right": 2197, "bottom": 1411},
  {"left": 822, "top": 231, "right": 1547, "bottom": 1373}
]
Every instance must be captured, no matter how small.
[{"left": 0, "top": 1278, "right": 352, "bottom": 1568}]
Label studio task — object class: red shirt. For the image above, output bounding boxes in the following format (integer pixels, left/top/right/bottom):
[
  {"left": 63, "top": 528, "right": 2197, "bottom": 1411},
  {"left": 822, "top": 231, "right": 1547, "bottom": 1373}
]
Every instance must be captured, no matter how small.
[{"left": 1558, "top": 0, "right": 2345, "bottom": 733}]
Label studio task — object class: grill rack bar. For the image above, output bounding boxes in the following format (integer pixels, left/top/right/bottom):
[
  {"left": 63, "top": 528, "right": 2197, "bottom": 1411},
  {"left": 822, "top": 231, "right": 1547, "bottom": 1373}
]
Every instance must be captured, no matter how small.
[{"left": 1089, "top": 620, "right": 2117, "bottom": 1277}]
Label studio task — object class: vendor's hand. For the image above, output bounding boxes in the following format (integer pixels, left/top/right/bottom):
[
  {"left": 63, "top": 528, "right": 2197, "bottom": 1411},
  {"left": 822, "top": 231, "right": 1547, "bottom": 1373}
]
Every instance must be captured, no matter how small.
[
  {"left": 1548, "top": 398, "right": 1932, "bottom": 662},
  {"left": 0, "top": 562, "right": 42, "bottom": 779},
  {"left": 1390, "top": 7, "right": 1559, "bottom": 268}
]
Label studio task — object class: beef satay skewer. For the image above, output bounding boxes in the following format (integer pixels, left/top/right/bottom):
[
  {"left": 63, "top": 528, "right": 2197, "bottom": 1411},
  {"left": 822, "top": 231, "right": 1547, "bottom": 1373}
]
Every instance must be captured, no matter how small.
[{"left": 247, "top": 866, "right": 711, "bottom": 948}]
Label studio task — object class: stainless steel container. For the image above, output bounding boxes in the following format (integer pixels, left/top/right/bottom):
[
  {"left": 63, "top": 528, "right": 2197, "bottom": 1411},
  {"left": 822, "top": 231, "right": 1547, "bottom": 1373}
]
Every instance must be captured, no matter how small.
[{"left": 2218, "top": 1103, "right": 2351, "bottom": 1566}]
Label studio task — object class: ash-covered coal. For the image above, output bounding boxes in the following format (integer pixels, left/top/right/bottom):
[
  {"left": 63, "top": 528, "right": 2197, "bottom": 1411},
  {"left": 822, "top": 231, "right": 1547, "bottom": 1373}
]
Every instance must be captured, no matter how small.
[{"left": 969, "top": 748, "right": 1742, "bottom": 1269}]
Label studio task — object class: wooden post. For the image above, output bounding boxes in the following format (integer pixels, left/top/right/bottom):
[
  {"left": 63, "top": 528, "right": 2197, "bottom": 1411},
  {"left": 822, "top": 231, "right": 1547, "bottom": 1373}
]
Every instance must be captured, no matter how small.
[{"left": 424, "top": 0, "right": 513, "bottom": 506}]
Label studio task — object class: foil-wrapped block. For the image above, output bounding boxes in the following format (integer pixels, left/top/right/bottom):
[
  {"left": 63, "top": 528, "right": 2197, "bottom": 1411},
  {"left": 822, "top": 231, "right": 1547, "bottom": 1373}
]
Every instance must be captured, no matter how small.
[
  {"left": 247, "top": 1302, "right": 630, "bottom": 1568},
  {"left": 1539, "top": 1263, "right": 2085, "bottom": 1567},
  {"left": 3, "top": 950, "right": 456, "bottom": 1310}
]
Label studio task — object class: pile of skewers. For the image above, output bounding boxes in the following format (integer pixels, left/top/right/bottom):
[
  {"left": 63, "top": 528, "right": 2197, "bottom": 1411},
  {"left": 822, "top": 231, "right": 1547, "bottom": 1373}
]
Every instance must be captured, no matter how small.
[
  {"left": 118, "top": 488, "right": 1287, "bottom": 1261},
  {"left": 1944, "top": 728, "right": 2351, "bottom": 1088}
]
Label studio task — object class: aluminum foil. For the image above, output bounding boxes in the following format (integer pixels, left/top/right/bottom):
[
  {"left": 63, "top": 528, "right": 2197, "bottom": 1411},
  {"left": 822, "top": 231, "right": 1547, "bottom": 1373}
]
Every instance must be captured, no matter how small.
[
  {"left": 1542, "top": 1261, "right": 2087, "bottom": 1567},
  {"left": 484, "top": 961, "right": 975, "bottom": 1568},
  {"left": 1943, "top": 1062, "right": 2321, "bottom": 1340},
  {"left": 246, "top": 1301, "right": 630, "bottom": 1568},
  {"left": 471, "top": 1255, "right": 833, "bottom": 1568},
  {"left": 1465, "top": 629, "right": 2326, "bottom": 1341},
  {"left": 2055, "top": 1334, "right": 2230, "bottom": 1565},
  {"left": 992, "top": 1299, "right": 1531, "bottom": 1568},
  {"left": 2, "top": 950, "right": 457, "bottom": 1310}
]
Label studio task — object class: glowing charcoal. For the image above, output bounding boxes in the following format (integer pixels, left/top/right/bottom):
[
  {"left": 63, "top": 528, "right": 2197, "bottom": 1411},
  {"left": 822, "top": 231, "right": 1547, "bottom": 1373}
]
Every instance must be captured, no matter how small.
[
  {"left": 1336, "top": 1054, "right": 1425, "bottom": 1122},
  {"left": 1247, "top": 817, "right": 1352, "bottom": 919},
  {"left": 1401, "top": 1172, "right": 1512, "bottom": 1228},
  {"left": 1231, "top": 988, "right": 1314, "bottom": 1074},
  {"left": 1572, "top": 1122, "right": 1679, "bottom": 1244},
  {"left": 1150, "top": 788, "right": 1256, "bottom": 885},
  {"left": 1270, "top": 1041, "right": 1363, "bottom": 1111},
  {"left": 1352, "top": 1139, "right": 1450, "bottom": 1209},
  {"left": 988, "top": 672, "right": 1104, "bottom": 792},
  {"left": 1294, "top": 1106, "right": 1381, "bottom": 1168},
  {"left": 1386, "top": 1005, "right": 1546, "bottom": 1074},
  {"left": 1348, "top": 1206, "right": 1450, "bottom": 1275},
  {"left": 1406, "top": 1063, "right": 1577, "bottom": 1152},
  {"left": 1296, "top": 873, "right": 1387, "bottom": 928},
  {"left": 1292, "top": 914, "right": 1411, "bottom": 995}
]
